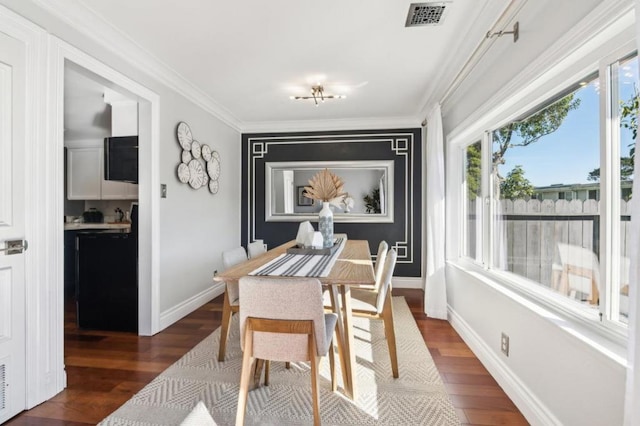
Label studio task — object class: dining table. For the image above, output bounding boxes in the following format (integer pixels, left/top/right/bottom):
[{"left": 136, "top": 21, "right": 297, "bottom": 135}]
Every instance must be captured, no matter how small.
[{"left": 214, "top": 238, "right": 375, "bottom": 400}]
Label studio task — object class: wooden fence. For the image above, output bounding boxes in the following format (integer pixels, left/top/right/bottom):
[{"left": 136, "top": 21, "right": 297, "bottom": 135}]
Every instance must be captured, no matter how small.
[{"left": 467, "top": 198, "right": 632, "bottom": 288}]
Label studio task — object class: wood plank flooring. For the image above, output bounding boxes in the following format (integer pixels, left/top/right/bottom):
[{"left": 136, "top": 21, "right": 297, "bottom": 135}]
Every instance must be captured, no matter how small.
[{"left": 7, "top": 289, "right": 528, "bottom": 425}]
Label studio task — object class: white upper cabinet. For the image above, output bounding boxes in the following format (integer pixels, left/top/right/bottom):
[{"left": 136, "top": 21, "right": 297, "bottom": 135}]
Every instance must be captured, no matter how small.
[{"left": 67, "top": 146, "right": 138, "bottom": 200}]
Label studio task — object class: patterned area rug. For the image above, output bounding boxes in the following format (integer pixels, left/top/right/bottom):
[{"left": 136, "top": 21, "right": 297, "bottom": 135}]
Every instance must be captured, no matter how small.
[{"left": 100, "top": 297, "right": 460, "bottom": 425}]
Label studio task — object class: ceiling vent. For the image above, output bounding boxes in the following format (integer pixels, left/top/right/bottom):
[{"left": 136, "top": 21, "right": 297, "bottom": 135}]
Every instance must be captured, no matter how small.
[{"left": 405, "top": 2, "right": 449, "bottom": 27}]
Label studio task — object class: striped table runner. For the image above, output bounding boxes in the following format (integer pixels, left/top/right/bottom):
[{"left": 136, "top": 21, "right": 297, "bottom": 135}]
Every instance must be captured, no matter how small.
[{"left": 249, "top": 238, "right": 346, "bottom": 277}]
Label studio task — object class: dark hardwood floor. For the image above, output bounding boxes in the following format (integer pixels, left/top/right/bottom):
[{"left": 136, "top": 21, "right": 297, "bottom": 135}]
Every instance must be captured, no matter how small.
[{"left": 7, "top": 289, "right": 528, "bottom": 425}]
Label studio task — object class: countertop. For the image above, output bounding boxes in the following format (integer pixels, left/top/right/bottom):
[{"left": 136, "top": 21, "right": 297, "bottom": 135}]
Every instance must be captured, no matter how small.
[{"left": 64, "top": 223, "right": 131, "bottom": 231}]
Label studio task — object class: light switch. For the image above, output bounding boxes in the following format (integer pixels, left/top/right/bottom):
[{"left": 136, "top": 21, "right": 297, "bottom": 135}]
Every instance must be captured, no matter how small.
[{"left": 161, "top": 184, "right": 167, "bottom": 198}]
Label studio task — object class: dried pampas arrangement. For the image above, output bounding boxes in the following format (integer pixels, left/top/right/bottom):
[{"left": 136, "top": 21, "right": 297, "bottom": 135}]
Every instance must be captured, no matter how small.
[{"left": 304, "top": 169, "right": 347, "bottom": 203}]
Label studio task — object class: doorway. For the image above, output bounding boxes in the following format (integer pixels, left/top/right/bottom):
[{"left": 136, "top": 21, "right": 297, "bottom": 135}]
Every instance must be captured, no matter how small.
[{"left": 55, "top": 42, "right": 160, "bottom": 337}]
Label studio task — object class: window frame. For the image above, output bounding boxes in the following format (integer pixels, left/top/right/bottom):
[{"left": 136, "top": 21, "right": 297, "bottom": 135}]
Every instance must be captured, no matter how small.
[{"left": 453, "top": 40, "right": 637, "bottom": 344}]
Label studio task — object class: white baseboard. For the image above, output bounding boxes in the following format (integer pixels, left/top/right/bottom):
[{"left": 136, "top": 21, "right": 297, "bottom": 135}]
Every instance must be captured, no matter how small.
[
  {"left": 159, "top": 282, "right": 225, "bottom": 332},
  {"left": 393, "top": 277, "right": 424, "bottom": 289},
  {"left": 448, "top": 307, "right": 562, "bottom": 426}
]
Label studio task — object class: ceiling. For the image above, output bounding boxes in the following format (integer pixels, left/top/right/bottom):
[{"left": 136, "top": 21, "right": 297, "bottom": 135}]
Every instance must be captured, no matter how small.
[{"left": 65, "top": 0, "right": 505, "bottom": 130}]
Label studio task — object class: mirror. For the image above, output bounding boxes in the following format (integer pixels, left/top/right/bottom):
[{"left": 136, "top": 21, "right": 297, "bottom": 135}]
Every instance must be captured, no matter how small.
[{"left": 265, "top": 160, "right": 394, "bottom": 223}]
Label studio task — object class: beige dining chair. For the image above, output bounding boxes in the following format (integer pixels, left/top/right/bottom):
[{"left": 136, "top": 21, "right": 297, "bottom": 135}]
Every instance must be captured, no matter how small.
[
  {"left": 236, "top": 276, "right": 338, "bottom": 426},
  {"left": 373, "top": 241, "right": 388, "bottom": 287},
  {"left": 350, "top": 248, "right": 399, "bottom": 378},
  {"left": 246, "top": 241, "right": 267, "bottom": 259},
  {"left": 218, "top": 246, "right": 248, "bottom": 362}
]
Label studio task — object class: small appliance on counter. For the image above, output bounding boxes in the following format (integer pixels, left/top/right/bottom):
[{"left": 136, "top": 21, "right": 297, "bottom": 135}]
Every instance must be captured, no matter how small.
[{"left": 82, "top": 208, "right": 104, "bottom": 223}]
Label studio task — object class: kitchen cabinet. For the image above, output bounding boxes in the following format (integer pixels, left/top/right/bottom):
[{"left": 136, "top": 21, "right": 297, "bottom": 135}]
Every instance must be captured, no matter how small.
[
  {"left": 76, "top": 230, "right": 138, "bottom": 332},
  {"left": 67, "top": 146, "right": 138, "bottom": 200}
]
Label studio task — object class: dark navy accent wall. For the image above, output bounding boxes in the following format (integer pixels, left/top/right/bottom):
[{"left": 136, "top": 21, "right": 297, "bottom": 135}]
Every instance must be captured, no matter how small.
[{"left": 241, "top": 129, "right": 422, "bottom": 277}]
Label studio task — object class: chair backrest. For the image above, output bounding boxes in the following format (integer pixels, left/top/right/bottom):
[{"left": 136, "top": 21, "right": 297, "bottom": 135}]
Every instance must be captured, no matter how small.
[
  {"left": 375, "top": 249, "right": 397, "bottom": 313},
  {"left": 247, "top": 241, "right": 267, "bottom": 259},
  {"left": 222, "top": 246, "right": 248, "bottom": 269},
  {"left": 239, "top": 276, "right": 328, "bottom": 361},
  {"left": 373, "top": 241, "right": 388, "bottom": 290}
]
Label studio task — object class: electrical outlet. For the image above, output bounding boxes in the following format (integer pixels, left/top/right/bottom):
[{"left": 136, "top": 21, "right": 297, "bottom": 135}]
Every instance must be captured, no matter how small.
[
  {"left": 161, "top": 184, "right": 167, "bottom": 198},
  {"left": 501, "top": 332, "right": 510, "bottom": 356},
  {"left": 213, "top": 270, "right": 218, "bottom": 277}
]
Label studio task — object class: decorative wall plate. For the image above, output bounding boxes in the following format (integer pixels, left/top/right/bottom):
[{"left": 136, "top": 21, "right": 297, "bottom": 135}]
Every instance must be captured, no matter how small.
[
  {"left": 207, "top": 157, "right": 221, "bottom": 180},
  {"left": 209, "top": 179, "right": 219, "bottom": 194},
  {"left": 176, "top": 122, "right": 193, "bottom": 151},
  {"left": 177, "top": 163, "right": 190, "bottom": 183},
  {"left": 174, "top": 122, "right": 220, "bottom": 195},
  {"left": 188, "top": 159, "right": 206, "bottom": 189},
  {"left": 191, "top": 140, "right": 201, "bottom": 159},
  {"left": 201, "top": 144, "right": 212, "bottom": 162},
  {"left": 181, "top": 149, "right": 192, "bottom": 164}
]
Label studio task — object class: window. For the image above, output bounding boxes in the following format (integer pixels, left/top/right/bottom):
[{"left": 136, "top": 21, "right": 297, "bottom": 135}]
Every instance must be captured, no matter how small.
[
  {"left": 464, "top": 142, "right": 482, "bottom": 261},
  {"left": 612, "top": 53, "right": 638, "bottom": 324},
  {"left": 460, "top": 48, "right": 637, "bottom": 329}
]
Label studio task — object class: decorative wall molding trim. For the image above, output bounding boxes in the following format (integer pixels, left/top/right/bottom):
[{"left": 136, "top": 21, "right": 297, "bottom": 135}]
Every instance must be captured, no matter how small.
[
  {"left": 159, "top": 283, "right": 225, "bottom": 332},
  {"left": 32, "top": 0, "right": 243, "bottom": 132},
  {"left": 242, "top": 129, "right": 422, "bottom": 277},
  {"left": 449, "top": 307, "right": 562, "bottom": 426}
]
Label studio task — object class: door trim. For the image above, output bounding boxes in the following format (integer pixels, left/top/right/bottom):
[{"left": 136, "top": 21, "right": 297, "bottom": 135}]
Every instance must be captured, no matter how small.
[{"left": 49, "top": 37, "right": 161, "bottom": 338}]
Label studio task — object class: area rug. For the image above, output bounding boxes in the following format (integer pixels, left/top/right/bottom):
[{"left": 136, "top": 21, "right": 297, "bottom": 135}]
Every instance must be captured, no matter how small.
[{"left": 99, "top": 297, "right": 460, "bottom": 425}]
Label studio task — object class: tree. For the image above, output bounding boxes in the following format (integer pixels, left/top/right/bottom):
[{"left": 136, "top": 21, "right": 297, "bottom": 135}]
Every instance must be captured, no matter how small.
[
  {"left": 466, "top": 142, "right": 482, "bottom": 200},
  {"left": 500, "top": 165, "right": 534, "bottom": 200},
  {"left": 492, "top": 94, "right": 581, "bottom": 197},
  {"left": 587, "top": 92, "right": 637, "bottom": 181}
]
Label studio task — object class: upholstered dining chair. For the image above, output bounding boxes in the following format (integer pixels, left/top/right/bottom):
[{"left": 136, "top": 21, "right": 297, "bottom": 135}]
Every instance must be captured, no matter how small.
[
  {"left": 246, "top": 240, "right": 267, "bottom": 259},
  {"left": 236, "top": 276, "right": 338, "bottom": 426},
  {"left": 350, "top": 248, "right": 399, "bottom": 378},
  {"left": 218, "top": 246, "right": 248, "bottom": 362},
  {"left": 373, "top": 241, "right": 388, "bottom": 287}
]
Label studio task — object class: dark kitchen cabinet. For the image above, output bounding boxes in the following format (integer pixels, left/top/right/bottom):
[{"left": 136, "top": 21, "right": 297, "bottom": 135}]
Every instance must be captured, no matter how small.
[{"left": 76, "top": 231, "right": 138, "bottom": 332}]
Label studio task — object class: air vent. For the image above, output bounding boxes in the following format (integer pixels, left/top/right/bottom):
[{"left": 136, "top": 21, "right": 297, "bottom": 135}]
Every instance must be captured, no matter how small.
[{"left": 405, "top": 2, "right": 449, "bottom": 27}]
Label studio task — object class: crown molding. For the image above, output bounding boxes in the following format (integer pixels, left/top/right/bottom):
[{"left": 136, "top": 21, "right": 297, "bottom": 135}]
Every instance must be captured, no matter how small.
[
  {"left": 32, "top": 0, "right": 243, "bottom": 132},
  {"left": 240, "top": 115, "right": 422, "bottom": 134},
  {"left": 447, "top": 0, "right": 635, "bottom": 144}
]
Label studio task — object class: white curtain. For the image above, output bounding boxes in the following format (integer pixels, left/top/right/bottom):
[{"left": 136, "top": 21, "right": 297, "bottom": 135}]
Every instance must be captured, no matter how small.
[
  {"left": 424, "top": 103, "right": 448, "bottom": 319},
  {"left": 623, "top": 2, "right": 640, "bottom": 423}
]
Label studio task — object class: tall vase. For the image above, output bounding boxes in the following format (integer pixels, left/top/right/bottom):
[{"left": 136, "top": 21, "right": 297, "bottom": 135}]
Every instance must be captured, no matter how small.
[{"left": 318, "top": 202, "right": 334, "bottom": 248}]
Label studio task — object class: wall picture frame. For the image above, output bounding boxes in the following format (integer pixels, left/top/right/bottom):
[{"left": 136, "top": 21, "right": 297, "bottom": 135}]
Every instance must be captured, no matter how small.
[{"left": 297, "top": 186, "right": 313, "bottom": 206}]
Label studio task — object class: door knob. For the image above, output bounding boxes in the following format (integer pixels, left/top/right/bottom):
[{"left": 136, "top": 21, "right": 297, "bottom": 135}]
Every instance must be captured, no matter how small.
[{"left": 0, "top": 239, "right": 28, "bottom": 255}]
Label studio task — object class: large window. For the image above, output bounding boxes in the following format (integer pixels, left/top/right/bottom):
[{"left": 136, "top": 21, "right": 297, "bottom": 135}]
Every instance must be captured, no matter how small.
[
  {"left": 461, "top": 49, "right": 637, "bottom": 329},
  {"left": 464, "top": 141, "right": 482, "bottom": 261}
]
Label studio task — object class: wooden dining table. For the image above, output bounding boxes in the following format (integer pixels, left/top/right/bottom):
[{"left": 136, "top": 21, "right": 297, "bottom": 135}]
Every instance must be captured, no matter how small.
[{"left": 214, "top": 239, "right": 375, "bottom": 400}]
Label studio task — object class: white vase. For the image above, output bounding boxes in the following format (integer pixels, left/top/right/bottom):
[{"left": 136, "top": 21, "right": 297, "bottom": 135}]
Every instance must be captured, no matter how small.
[{"left": 318, "top": 202, "right": 334, "bottom": 248}]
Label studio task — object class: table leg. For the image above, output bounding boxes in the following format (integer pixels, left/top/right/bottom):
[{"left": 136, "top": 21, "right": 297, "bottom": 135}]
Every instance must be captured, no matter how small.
[
  {"left": 329, "top": 285, "right": 350, "bottom": 395},
  {"left": 340, "top": 285, "right": 357, "bottom": 400}
]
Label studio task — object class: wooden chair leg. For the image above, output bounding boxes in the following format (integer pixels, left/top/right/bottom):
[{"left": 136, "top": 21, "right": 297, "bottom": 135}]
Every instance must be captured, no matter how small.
[
  {"left": 218, "top": 290, "right": 233, "bottom": 362},
  {"left": 236, "top": 326, "right": 254, "bottom": 426},
  {"left": 264, "top": 360, "right": 270, "bottom": 386},
  {"left": 309, "top": 349, "right": 321, "bottom": 426},
  {"left": 382, "top": 289, "right": 399, "bottom": 378}
]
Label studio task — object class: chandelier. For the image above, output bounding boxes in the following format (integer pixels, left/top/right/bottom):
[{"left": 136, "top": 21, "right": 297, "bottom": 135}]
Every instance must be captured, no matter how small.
[{"left": 290, "top": 85, "right": 346, "bottom": 106}]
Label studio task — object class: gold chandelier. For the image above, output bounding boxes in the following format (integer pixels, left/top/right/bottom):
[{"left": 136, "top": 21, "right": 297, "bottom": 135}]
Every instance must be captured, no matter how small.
[{"left": 290, "top": 85, "right": 346, "bottom": 106}]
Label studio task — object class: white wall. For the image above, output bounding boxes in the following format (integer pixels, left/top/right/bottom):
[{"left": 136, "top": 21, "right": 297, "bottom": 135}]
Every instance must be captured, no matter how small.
[{"left": 442, "top": 1, "right": 634, "bottom": 424}]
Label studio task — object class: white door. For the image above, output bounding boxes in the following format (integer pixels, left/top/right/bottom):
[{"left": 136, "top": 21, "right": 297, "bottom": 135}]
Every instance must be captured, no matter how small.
[{"left": 0, "top": 30, "right": 27, "bottom": 423}]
